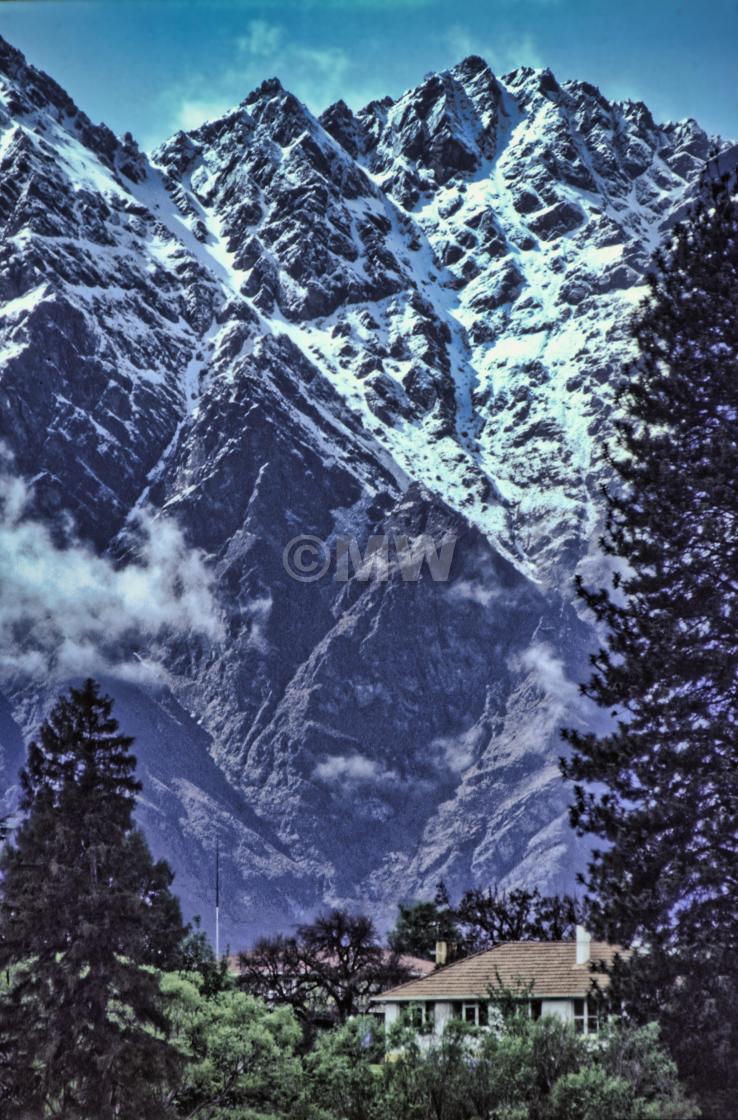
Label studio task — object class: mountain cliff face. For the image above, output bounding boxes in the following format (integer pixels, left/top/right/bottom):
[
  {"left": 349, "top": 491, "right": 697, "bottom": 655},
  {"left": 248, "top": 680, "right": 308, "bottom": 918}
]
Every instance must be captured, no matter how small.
[{"left": 0, "top": 37, "right": 722, "bottom": 941}]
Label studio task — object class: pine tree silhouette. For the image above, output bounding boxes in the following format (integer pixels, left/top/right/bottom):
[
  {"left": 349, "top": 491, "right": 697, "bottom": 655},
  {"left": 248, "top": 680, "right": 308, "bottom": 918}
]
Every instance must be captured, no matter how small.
[
  {"left": 0, "top": 678, "right": 185, "bottom": 1118},
  {"left": 562, "top": 169, "right": 738, "bottom": 1111}
]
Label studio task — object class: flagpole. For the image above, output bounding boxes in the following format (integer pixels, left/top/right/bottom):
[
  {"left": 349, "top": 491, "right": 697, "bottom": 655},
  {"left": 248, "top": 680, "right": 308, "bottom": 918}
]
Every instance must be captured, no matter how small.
[{"left": 215, "top": 835, "right": 220, "bottom": 960}]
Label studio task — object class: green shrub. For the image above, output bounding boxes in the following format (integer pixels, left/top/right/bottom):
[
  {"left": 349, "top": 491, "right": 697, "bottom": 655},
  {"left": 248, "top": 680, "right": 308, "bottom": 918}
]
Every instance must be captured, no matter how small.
[
  {"left": 549, "top": 1066, "right": 643, "bottom": 1120},
  {"left": 301, "top": 1016, "right": 385, "bottom": 1120},
  {"left": 163, "top": 973, "right": 303, "bottom": 1119}
]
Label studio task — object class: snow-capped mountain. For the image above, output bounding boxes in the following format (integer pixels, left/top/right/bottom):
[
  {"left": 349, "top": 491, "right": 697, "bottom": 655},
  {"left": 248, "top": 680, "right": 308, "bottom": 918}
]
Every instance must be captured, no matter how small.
[{"left": 0, "top": 36, "right": 725, "bottom": 941}]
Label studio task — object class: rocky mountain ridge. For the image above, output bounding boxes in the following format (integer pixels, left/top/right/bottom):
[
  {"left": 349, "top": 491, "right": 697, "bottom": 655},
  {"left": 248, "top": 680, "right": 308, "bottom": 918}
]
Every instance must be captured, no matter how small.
[{"left": 0, "top": 36, "right": 725, "bottom": 940}]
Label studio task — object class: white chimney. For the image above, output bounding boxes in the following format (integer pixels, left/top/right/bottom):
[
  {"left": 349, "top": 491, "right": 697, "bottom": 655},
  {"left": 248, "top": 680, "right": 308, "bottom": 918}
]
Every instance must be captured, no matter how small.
[
  {"left": 435, "top": 940, "right": 449, "bottom": 967},
  {"left": 575, "top": 925, "right": 591, "bottom": 965}
]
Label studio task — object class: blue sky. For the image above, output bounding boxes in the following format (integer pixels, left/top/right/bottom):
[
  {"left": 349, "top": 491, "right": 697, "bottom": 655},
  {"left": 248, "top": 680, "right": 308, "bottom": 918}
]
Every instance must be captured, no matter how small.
[{"left": 1, "top": 0, "right": 736, "bottom": 151}]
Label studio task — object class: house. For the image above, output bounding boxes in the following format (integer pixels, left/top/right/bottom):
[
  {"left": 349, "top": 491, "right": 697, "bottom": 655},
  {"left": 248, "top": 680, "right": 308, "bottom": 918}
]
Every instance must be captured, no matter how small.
[{"left": 370, "top": 926, "right": 624, "bottom": 1039}]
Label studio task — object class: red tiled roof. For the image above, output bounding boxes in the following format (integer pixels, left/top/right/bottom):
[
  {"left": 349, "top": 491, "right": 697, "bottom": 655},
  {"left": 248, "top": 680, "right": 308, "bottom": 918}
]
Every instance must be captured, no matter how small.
[{"left": 372, "top": 940, "right": 625, "bottom": 1001}]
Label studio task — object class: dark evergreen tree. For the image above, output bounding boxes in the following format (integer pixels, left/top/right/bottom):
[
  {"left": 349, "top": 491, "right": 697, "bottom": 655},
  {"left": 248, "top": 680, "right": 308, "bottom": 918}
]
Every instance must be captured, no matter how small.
[
  {"left": 561, "top": 169, "right": 738, "bottom": 1111},
  {"left": 0, "top": 678, "right": 185, "bottom": 1118},
  {"left": 388, "top": 882, "right": 459, "bottom": 960},
  {"left": 176, "top": 915, "right": 232, "bottom": 998},
  {"left": 455, "top": 886, "right": 580, "bottom": 951}
]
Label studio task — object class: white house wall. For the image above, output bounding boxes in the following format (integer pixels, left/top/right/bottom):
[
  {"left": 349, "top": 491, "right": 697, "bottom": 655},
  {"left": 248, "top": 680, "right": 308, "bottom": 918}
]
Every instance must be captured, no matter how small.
[{"left": 433, "top": 1001, "right": 454, "bottom": 1035}]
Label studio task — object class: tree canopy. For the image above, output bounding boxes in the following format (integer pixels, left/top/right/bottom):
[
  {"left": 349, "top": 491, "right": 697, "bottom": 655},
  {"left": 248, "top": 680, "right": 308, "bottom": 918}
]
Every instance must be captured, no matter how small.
[
  {"left": 562, "top": 169, "right": 738, "bottom": 1113},
  {"left": 389, "top": 883, "right": 580, "bottom": 960},
  {"left": 0, "top": 678, "right": 185, "bottom": 1118},
  {"left": 239, "top": 908, "right": 413, "bottom": 1032}
]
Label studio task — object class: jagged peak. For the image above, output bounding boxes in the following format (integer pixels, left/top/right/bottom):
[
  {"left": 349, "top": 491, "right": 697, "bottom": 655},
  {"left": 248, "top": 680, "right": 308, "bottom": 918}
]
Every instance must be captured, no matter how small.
[
  {"left": 242, "top": 75, "right": 285, "bottom": 106},
  {"left": 452, "top": 54, "right": 493, "bottom": 79},
  {"left": 152, "top": 103, "right": 253, "bottom": 172},
  {"left": 391, "top": 67, "right": 458, "bottom": 122},
  {"left": 153, "top": 125, "right": 200, "bottom": 168},
  {"left": 617, "top": 98, "right": 658, "bottom": 132},
  {"left": 384, "top": 62, "right": 495, "bottom": 133},
  {"left": 320, "top": 98, "right": 364, "bottom": 158},
  {"left": 448, "top": 56, "right": 503, "bottom": 118},
  {"left": 449, "top": 54, "right": 501, "bottom": 99},
  {"left": 0, "top": 34, "right": 82, "bottom": 122},
  {"left": 502, "top": 65, "right": 562, "bottom": 100},
  {"left": 190, "top": 103, "right": 253, "bottom": 140},
  {"left": 501, "top": 64, "right": 536, "bottom": 83},
  {"left": 664, "top": 114, "right": 707, "bottom": 133},
  {"left": 562, "top": 77, "right": 612, "bottom": 112},
  {"left": 240, "top": 78, "right": 319, "bottom": 147},
  {"left": 0, "top": 35, "right": 125, "bottom": 172},
  {"left": 322, "top": 97, "right": 353, "bottom": 118},
  {"left": 157, "top": 76, "right": 318, "bottom": 159},
  {"left": 538, "top": 68, "right": 562, "bottom": 95},
  {"left": 357, "top": 94, "right": 395, "bottom": 129},
  {"left": 0, "top": 35, "right": 24, "bottom": 72}
]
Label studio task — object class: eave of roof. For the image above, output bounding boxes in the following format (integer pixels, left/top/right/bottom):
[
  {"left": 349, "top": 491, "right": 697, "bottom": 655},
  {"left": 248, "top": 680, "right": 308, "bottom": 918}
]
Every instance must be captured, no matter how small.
[
  {"left": 370, "top": 939, "right": 625, "bottom": 1002},
  {"left": 377, "top": 989, "right": 599, "bottom": 1001}
]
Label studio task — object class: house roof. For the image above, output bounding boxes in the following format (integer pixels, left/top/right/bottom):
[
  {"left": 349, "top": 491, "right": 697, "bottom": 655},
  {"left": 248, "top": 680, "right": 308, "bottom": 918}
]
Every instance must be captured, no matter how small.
[
  {"left": 396, "top": 954, "right": 436, "bottom": 977},
  {"left": 372, "top": 940, "right": 625, "bottom": 1001}
]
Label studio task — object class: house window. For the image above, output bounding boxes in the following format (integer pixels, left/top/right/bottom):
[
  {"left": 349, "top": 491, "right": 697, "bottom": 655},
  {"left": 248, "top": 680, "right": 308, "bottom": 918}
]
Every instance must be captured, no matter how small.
[
  {"left": 400, "top": 1002, "right": 434, "bottom": 1030},
  {"left": 401, "top": 1003, "right": 424, "bottom": 1028},
  {"left": 462, "top": 1002, "right": 489, "bottom": 1026},
  {"left": 530, "top": 999, "right": 542, "bottom": 1021},
  {"left": 573, "top": 996, "right": 602, "bottom": 1034}
]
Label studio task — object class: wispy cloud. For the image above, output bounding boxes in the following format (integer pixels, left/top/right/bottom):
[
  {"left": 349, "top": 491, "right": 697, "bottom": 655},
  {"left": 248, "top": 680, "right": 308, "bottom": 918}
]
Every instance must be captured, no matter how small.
[
  {"left": 243, "top": 591, "right": 272, "bottom": 654},
  {"left": 446, "top": 577, "right": 499, "bottom": 608},
  {"left": 314, "top": 751, "right": 397, "bottom": 786},
  {"left": 445, "top": 557, "right": 511, "bottom": 610},
  {"left": 0, "top": 467, "right": 223, "bottom": 684},
  {"left": 146, "top": 14, "right": 549, "bottom": 147},
  {"left": 430, "top": 725, "right": 482, "bottom": 773},
  {"left": 237, "top": 18, "right": 284, "bottom": 57},
  {"left": 151, "top": 18, "right": 385, "bottom": 146},
  {"left": 173, "top": 98, "right": 238, "bottom": 133},
  {"left": 445, "top": 24, "right": 544, "bottom": 74},
  {"left": 509, "top": 640, "right": 581, "bottom": 724}
]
